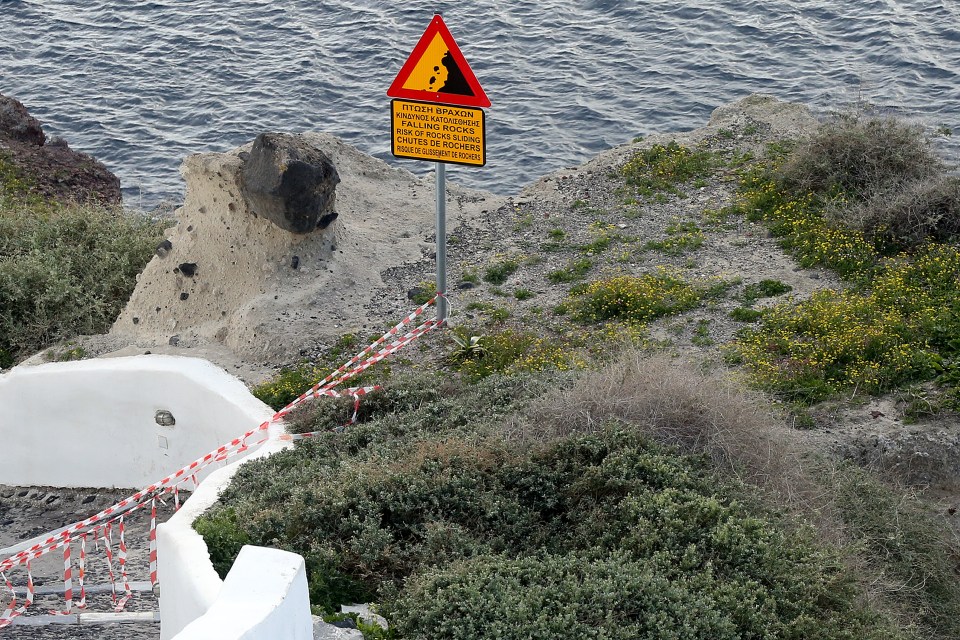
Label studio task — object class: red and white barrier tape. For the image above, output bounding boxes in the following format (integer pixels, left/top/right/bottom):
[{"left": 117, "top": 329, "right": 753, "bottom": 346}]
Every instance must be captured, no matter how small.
[
  {"left": 0, "top": 293, "right": 445, "bottom": 627},
  {"left": 78, "top": 533, "right": 87, "bottom": 610}
]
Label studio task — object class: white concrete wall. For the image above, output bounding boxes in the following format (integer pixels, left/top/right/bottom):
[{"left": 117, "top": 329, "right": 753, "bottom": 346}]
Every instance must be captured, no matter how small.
[
  {"left": 171, "top": 546, "right": 313, "bottom": 640},
  {"left": 0, "top": 354, "right": 313, "bottom": 640},
  {"left": 0, "top": 355, "right": 276, "bottom": 488},
  {"left": 158, "top": 437, "right": 293, "bottom": 640}
]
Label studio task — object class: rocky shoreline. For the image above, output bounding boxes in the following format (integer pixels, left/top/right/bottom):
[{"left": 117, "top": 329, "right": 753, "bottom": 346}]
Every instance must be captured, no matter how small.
[{"left": 0, "top": 94, "right": 120, "bottom": 205}]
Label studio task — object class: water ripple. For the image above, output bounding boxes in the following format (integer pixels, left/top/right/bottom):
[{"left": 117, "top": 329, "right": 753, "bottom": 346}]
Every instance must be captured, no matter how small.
[{"left": 0, "top": 0, "right": 957, "bottom": 206}]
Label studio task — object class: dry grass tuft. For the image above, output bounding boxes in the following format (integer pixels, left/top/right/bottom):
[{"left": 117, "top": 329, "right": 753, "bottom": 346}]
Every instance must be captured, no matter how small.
[
  {"left": 836, "top": 174, "right": 960, "bottom": 247},
  {"left": 778, "top": 115, "right": 943, "bottom": 200},
  {"left": 517, "top": 351, "right": 811, "bottom": 499}
]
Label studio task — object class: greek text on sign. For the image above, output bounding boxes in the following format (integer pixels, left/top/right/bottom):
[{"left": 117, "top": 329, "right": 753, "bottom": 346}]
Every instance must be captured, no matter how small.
[{"left": 391, "top": 99, "right": 486, "bottom": 167}]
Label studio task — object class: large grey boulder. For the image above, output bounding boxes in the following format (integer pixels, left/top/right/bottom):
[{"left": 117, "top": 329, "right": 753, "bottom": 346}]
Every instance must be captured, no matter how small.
[{"left": 240, "top": 132, "right": 341, "bottom": 234}]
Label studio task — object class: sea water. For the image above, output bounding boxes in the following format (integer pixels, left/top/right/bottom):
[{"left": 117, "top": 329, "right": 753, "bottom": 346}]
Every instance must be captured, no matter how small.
[{"left": 1, "top": 0, "right": 957, "bottom": 207}]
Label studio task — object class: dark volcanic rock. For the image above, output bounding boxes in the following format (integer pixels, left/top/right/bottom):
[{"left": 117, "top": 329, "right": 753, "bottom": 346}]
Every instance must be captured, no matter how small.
[
  {"left": 0, "top": 94, "right": 45, "bottom": 146},
  {"left": 240, "top": 132, "right": 340, "bottom": 234},
  {"left": 0, "top": 93, "right": 122, "bottom": 205}
]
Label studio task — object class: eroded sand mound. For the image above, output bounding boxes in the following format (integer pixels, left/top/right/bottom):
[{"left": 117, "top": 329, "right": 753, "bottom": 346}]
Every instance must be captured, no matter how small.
[{"left": 108, "top": 133, "right": 501, "bottom": 377}]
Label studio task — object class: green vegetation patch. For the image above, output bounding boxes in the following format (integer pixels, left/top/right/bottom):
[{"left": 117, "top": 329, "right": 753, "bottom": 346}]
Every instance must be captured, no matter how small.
[
  {"left": 0, "top": 152, "right": 35, "bottom": 200},
  {"left": 622, "top": 141, "right": 716, "bottom": 199},
  {"left": 742, "top": 279, "right": 793, "bottom": 304},
  {"left": 0, "top": 198, "right": 167, "bottom": 367},
  {"left": 483, "top": 257, "right": 520, "bottom": 285},
  {"left": 833, "top": 464, "right": 960, "bottom": 637},
  {"left": 448, "top": 327, "right": 583, "bottom": 381},
  {"left": 644, "top": 219, "right": 705, "bottom": 255},
  {"left": 198, "top": 414, "right": 891, "bottom": 639},
  {"left": 252, "top": 333, "right": 386, "bottom": 411},
  {"left": 570, "top": 269, "right": 726, "bottom": 324},
  {"left": 726, "top": 245, "right": 960, "bottom": 403},
  {"left": 546, "top": 257, "right": 593, "bottom": 284}
]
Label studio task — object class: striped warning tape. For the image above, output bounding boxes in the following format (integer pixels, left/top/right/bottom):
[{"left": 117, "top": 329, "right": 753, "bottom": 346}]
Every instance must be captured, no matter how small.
[{"left": 0, "top": 293, "right": 445, "bottom": 628}]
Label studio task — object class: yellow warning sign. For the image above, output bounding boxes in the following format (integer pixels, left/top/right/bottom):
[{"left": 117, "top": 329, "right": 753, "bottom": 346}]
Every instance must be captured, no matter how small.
[
  {"left": 401, "top": 34, "right": 454, "bottom": 94},
  {"left": 391, "top": 99, "right": 486, "bottom": 167}
]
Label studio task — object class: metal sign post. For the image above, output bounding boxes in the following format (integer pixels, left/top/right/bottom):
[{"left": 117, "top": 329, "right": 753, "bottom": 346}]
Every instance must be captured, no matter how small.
[
  {"left": 387, "top": 14, "right": 490, "bottom": 325},
  {"left": 435, "top": 162, "right": 448, "bottom": 322}
]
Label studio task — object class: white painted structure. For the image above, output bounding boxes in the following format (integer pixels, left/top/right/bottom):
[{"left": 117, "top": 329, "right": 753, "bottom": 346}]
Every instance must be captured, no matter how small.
[
  {"left": 0, "top": 355, "right": 314, "bottom": 640},
  {"left": 171, "top": 545, "right": 313, "bottom": 640},
  {"left": 0, "top": 356, "right": 275, "bottom": 488}
]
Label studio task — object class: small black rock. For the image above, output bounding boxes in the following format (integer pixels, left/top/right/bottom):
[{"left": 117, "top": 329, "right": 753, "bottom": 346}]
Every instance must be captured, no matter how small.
[
  {"left": 329, "top": 619, "right": 357, "bottom": 630},
  {"left": 407, "top": 286, "right": 429, "bottom": 301},
  {"left": 178, "top": 262, "right": 198, "bottom": 277},
  {"left": 291, "top": 255, "right": 300, "bottom": 269},
  {"left": 317, "top": 211, "right": 339, "bottom": 229},
  {"left": 155, "top": 239, "right": 173, "bottom": 257},
  {"left": 456, "top": 281, "right": 476, "bottom": 290},
  {"left": 180, "top": 292, "right": 189, "bottom": 301}
]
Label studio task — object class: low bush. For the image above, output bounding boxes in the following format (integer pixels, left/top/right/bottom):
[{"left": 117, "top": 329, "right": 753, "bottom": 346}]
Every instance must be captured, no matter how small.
[
  {"left": 447, "top": 328, "right": 583, "bottom": 381},
  {"left": 622, "top": 141, "right": 716, "bottom": 199},
  {"left": 201, "top": 424, "right": 894, "bottom": 639},
  {"left": 743, "top": 279, "right": 793, "bottom": 304},
  {"left": 546, "top": 257, "right": 593, "bottom": 284},
  {"left": 0, "top": 197, "right": 167, "bottom": 367},
  {"left": 729, "top": 307, "right": 763, "bottom": 322},
  {"left": 778, "top": 115, "right": 943, "bottom": 201},
  {"left": 569, "top": 269, "right": 725, "bottom": 324},
  {"left": 832, "top": 464, "right": 960, "bottom": 638},
  {"left": 252, "top": 333, "right": 383, "bottom": 411},
  {"left": 520, "top": 352, "right": 808, "bottom": 497},
  {"left": 483, "top": 258, "right": 520, "bottom": 285},
  {"left": 644, "top": 218, "right": 705, "bottom": 255},
  {"left": 838, "top": 175, "right": 960, "bottom": 250}
]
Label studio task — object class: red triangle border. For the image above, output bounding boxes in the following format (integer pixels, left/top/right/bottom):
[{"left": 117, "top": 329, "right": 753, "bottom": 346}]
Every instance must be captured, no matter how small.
[{"left": 387, "top": 15, "right": 491, "bottom": 108}]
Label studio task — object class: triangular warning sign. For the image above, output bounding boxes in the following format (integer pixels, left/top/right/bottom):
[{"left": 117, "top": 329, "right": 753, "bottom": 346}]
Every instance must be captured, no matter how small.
[{"left": 387, "top": 15, "right": 491, "bottom": 108}]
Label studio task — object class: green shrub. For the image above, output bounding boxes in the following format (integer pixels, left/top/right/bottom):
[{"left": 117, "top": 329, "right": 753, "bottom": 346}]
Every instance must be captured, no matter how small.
[
  {"left": 408, "top": 280, "right": 436, "bottom": 305},
  {"left": 644, "top": 219, "right": 705, "bottom": 255},
  {"left": 743, "top": 279, "right": 793, "bottom": 304},
  {"left": 448, "top": 328, "right": 582, "bottom": 381},
  {"left": 460, "top": 268, "right": 480, "bottom": 284},
  {"left": 729, "top": 307, "right": 763, "bottom": 322},
  {"left": 252, "top": 334, "right": 379, "bottom": 411},
  {"left": 570, "top": 270, "right": 714, "bottom": 324},
  {"left": 0, "top": 198, "right": 167, "bottom": 366},
  {"left": 513, "top": 288, "right": 534, "bottom": 301},
  {"left": 252, "top": 364, "right": 326, "bottom": 411},
  {"left": 839, "top": 175, "right": 960, "bottom": 249},
  {"left": 192, "top": 507, "right": 251, "bottom": 579},
  {"left": 546, "top": 258, "right": 593, "bottom": 284},
  {"left": 778, "top": 115, "right": 943, "bottom": 200},
  {"left": 483, "top": 258, "right": 520, "bottom": 285},
  {"left": 203, "top": 427, "right": 896, "bottom": 638},
  {"left": 622, "top": 141, "right": 716, "bottom": 199}
]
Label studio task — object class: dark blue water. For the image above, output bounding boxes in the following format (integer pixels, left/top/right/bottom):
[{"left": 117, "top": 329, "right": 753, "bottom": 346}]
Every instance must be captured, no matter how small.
[{"left": 1, "top": 0, "right": 958, "bottom": 207}]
